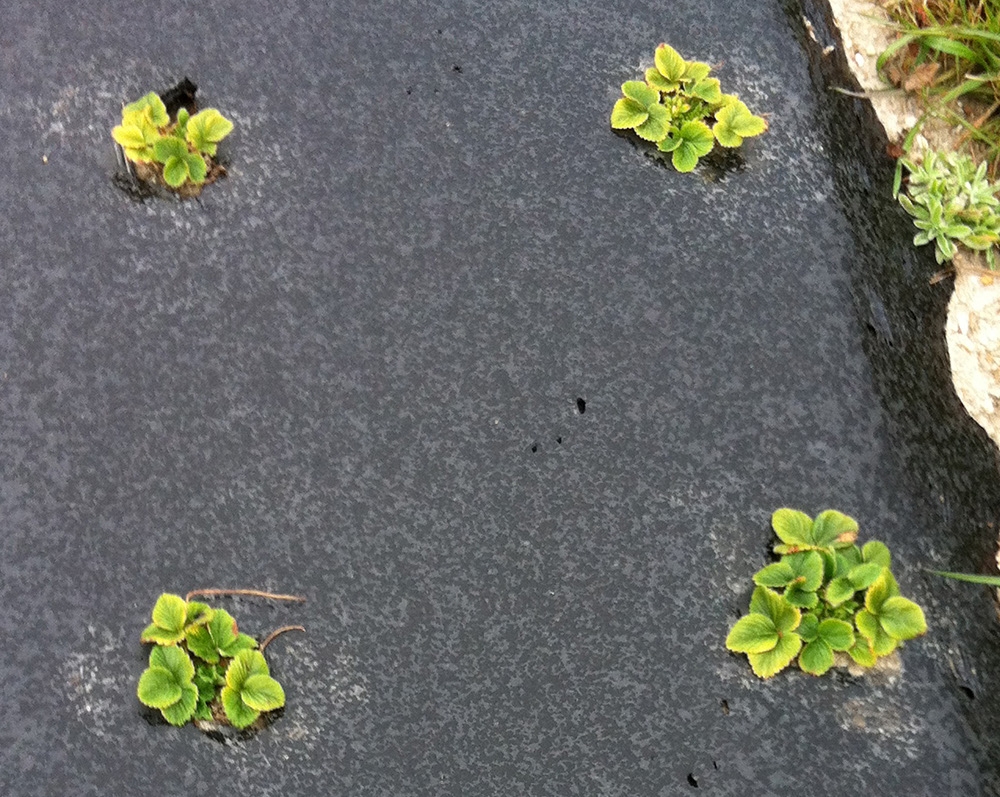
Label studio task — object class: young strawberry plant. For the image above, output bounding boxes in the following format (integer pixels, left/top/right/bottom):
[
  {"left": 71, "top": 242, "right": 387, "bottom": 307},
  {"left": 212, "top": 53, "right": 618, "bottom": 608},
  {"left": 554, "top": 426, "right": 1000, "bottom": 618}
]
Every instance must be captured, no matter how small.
[
  {"left": 112, "top": 82, "right": 233, "bottom": 197},
  {"left": 610, "top": 44, "right": 767, "bottom": 172},
  {"left": 726, "top": 509, "right": 927, "bottom": 678},
  {"left": 137, "top": 590, "right": 304, "bottom": 730}
]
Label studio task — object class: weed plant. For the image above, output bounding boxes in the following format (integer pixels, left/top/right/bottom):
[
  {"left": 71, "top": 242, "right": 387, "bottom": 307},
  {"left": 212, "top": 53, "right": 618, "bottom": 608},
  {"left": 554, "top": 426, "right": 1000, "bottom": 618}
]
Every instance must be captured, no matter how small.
[
  {"left": 897, "top": 148, "right": 1000, "bottom": 266},
  {"left": 880, "top": 0, "right": 1000, "bottom": 174}
]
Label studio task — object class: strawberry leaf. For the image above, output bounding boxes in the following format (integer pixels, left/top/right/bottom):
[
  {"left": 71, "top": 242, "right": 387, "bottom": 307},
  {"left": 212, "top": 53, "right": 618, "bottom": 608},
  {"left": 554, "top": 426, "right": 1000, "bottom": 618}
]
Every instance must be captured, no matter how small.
[
  {"left": 160, "top": 683, "right": 199, "bottom": 726},
  {"left": 610, "top": 98, "right": 648, "bottom": 130},
  {"left": 713, "top": 99, "right": 767, "bottom": 147},
  {"left": 748, "top": 633, "right": 802, "bottom": 678},
  {"left": 634, "top": 103, "right": 671, "bottom": 142},
  {"left": 726, "top": 614, "right": 779, "bottom": 654},
  {"left": 186, "top": 108, "right": 234, "bottom": 156},
  {"left": 771, "top": 508, "right": 813, "bottom": 549},
  {"left": 653, "top": 43, "right": 687, "bottom": 84},
  {"left": 878, "top": 596, "right": 927, "bottom": 641},
  {"left": 162, "top": 156, "right": 190, "bottom": 188},
  {"left": 798, "top": 638, "right": 835, "bottom": 675},
  {"left": 240, "top": 674, "right": 286, "bottom": 712},
  {"left": 221, "top": 685, "right": 260, "bottom": 728}
]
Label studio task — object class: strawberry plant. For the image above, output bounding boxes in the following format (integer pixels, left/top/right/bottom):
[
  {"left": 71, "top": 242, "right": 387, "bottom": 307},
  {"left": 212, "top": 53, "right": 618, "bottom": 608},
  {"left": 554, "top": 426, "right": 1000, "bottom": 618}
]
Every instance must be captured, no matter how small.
[
  {"left": 726, "top": 509, "right": 927, "bottom": 678},
  {"left": 137, "top": 590, "right": 303, "bottom": 729},
  {"left": 610, "top": 44, "right": 767, "bottom": 172},
  {"left": 112, "top": 84, "right": 233, "bottom": 196}
]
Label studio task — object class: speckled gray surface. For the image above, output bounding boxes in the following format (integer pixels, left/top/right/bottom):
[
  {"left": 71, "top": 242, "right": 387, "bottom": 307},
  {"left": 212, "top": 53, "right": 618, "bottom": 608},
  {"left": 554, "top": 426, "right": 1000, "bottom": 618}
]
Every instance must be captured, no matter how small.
[{"left": 3, "top": 0, "right": 1000, "bottom": 794}]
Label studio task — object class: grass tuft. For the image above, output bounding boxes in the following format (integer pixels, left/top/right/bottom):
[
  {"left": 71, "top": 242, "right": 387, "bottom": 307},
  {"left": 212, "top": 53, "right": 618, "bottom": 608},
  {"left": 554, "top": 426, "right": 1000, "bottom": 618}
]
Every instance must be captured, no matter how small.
[{"left": 881, "top": 0, "right": 1000, "bottom": 174}]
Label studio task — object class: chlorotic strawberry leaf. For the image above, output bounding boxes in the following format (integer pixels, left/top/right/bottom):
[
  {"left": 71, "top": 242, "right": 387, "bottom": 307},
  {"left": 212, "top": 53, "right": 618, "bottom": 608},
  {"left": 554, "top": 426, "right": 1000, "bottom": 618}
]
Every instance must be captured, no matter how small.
[
  {"left": 610, "top": 43, "right": 767, "bottom": 173},
  {"left": 112, "top": 80, "right": 233, "bottom": 197},
  {"left": 727, "top": 509, "right": 926, "bottom": 678},
  {"left": 136, "top": 590, "right": 303, "bottom": 732}
]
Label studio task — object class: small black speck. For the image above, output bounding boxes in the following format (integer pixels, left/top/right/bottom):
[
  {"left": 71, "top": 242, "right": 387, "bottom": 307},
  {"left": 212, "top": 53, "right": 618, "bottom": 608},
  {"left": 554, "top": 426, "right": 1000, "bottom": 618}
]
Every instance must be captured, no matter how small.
[
  {"left": 720, "top": 699, "right": 729, "bottom": 715},
  {"left": 713, "top": 761, "right": 719, "bottom": 771},
  {"left": 556, "top": 436, "right": 562, "bottom": 444},
  {"left": 452, "top": 64, "right": 463, "bottom": 73},
  {"left": 530, "top": 443, "right": 538, "bottom": 453},
  {"left": 687, "top": 773, "right": 699, "bottom": 788},
  {"left": 576, "top": 398, "right": 586, "bottom": 414},
  {"left": 959, "top": 685, "right": 976, "bottom": 701},
  {"left": 433, "top": 88, "right": 440, "bottom": 94},
  {"left": 406, "top": 87, "right": 413, "bottom": 95},
  {"left": 436, "top": 28, "right": 443, "bottom": 34}
]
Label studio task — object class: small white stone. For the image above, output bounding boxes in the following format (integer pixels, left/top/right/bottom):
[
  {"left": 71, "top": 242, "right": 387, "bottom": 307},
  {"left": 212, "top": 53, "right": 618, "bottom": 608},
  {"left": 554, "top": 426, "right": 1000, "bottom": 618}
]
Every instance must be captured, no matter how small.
[{"left": 854, "top": 51, "right": 865, "bottom": 67}]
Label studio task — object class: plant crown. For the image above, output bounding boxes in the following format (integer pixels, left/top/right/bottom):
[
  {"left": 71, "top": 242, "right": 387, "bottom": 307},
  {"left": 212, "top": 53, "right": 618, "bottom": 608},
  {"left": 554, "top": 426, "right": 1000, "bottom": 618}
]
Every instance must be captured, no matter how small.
[
  {"left": 726, "top": 509, "right": 927, "bottom": 678},
  {"left": 112, "top": 92, "right": 233, "bottom": 190},
  {"left": 137, "top": 593, "right": 286, "bottom": 728},
  {"left": 897, "top": 149, "right": 1000, "bottom": 268},
  {"left": 610, "top": 43, "right": 767, "bottom": 172}
]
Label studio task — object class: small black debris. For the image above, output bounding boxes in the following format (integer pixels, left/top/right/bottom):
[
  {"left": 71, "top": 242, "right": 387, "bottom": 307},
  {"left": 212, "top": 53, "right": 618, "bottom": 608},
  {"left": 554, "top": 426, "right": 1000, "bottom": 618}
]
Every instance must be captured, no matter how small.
[{"left": 159, "top": 77, "right": 198, "bottom": 119}]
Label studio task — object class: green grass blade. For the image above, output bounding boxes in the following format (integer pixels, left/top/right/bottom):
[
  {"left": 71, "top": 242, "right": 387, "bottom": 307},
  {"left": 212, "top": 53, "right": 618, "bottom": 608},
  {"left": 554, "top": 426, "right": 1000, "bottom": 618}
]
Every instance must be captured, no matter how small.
[
  {"left": 920, "top": 34, "right": 987, "bottom": 67},
  {"left": 877, "top": 31, "right": 918, "bottom": 74},
  {"left": 929, "top": 569, "right": 1000, "bottom": 586}
]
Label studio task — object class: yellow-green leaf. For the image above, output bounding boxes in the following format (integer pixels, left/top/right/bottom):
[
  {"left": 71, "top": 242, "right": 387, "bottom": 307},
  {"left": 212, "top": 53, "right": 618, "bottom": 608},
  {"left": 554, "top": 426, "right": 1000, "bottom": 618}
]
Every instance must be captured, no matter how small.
[
  {"left": 162, "top": 156, "right": 189, "bottom": 188},
  {"left": 137, "top": 667, "right": 183, "bottom": 709},
  {"left": 847, "top": 639, "right": 878, "bottom": 668},
  {"left": 748, "top": 632, "right": 802, "bottom": 678},
  {"left": 221, "top": 685, "right": 260, "bottom": 728},
  {"left": 878, "top": 596, "right": 927, "bottom": 640},
  {"left": 226, "top": 649, "right": 270, "bottom": 692},
  {"left": 816, "top": 618, "right": 854, "bottom": 651},
  {"left": 622, "top": 80, "right": 659, "bottom": 107},
  {"left": 654, "top": 43, "right": 686, "bottom": 83},
  {"left": 865, "top": 570, "right": 899, "bottom": 614},
  {"left": 771, "top": 508, "right": 813, "bottom": 548},
  {"left": 798, "top": 638, "right": 834, "bottom": 676},
  {"left": 713, "top": 99, "right": 768, "bottom": 148},
  {"left": 634, "top": 103, "right": 671, "bottom": 142},
  {"left": 683, "top": 61, "right": 711, "bottom": 83},
  {"left": 160, "top": 682, "right": 198, "bottom": 726},
  {"left": 112, "top": 124, "right": 147, "bottom": 150},
  {"left": 186, "top": 108, "right": 234, "bottom": 156},
  {"left": 690, "top": 77, "right": 722, "bottom": 104},
  {"left": 151, "top": 593, "right": 188, "bottom": 634},
  {"left": 240, "top": 674, "right": 286, "bottom": 712},
  {"left": 610, "top": 98, "right": 649, "bottom": 130},
  {"left": 645, "top": 68, "right": 676, "bottom": 93},
  {"left": 726, "top": 614, "right": 779, "bottom": 654}
]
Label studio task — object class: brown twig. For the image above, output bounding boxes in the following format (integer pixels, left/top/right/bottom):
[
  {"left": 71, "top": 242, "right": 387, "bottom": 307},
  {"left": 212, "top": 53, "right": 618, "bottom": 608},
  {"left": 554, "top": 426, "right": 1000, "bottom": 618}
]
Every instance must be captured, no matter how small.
[
  {"left": 259, "top": 625, "right": 306, "bottom": 653},
  {"left": 185, "top": 588, "right": 306, "bottom": 603},
  {"left": 929, "top": 267, "right": 956, "bottom": 285}
]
